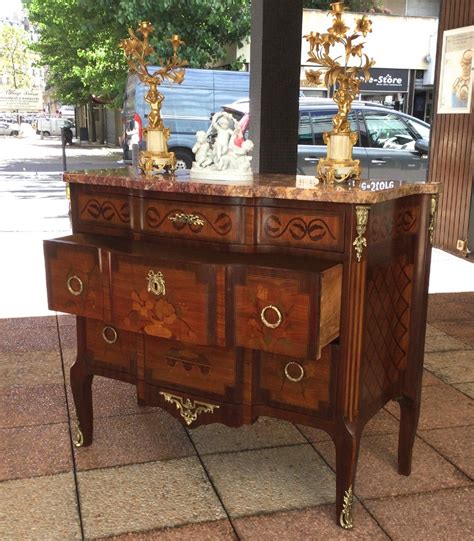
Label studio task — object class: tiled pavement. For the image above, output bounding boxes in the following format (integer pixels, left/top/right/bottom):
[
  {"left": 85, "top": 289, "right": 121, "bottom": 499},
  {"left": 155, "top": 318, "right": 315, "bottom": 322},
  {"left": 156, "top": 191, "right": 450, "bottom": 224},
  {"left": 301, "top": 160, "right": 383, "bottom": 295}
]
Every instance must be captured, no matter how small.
[{"left": 0, "top": 293, "right": 473, "bottom": 540}]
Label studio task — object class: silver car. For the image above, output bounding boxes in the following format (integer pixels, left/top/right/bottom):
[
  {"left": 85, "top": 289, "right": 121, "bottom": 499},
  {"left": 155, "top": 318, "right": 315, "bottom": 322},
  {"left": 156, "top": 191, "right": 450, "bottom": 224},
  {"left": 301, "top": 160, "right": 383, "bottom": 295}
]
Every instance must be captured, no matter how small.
[
  {"left": 225, "top": 98, "right": 431, "bottom": 182},
  {"left": 0, "top": 122, "right": 20, "bottom": 136}
]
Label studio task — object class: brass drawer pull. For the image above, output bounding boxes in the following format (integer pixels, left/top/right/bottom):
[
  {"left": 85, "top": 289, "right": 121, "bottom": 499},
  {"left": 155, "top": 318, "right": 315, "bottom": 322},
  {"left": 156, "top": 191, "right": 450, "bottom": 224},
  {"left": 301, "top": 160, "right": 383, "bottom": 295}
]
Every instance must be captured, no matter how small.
[
  {"left": 284, "top": 361, "right": 305, "bottom": 383},
  {"left": 147, "top": 270, "right": 166, "bottom": 297},
  {"left": 260, "top": 304, "right": 283, "bottom": 329},
  {"left": 102, "top": 326, "right": 118, "bottom": 344},
  {"left": 67, "top": 275, "right": 83, "bottom": 296},
  {"left": 169, "top": 212, "right": 205, "bottom": 227}
]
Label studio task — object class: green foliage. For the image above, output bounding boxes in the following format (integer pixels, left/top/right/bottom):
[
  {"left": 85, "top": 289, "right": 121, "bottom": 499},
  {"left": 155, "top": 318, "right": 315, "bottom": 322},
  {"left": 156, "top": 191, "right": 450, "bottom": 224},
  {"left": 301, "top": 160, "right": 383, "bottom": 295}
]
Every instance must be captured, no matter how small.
[
  {"left": 0, "top": 24, "right": 35, "bottom": 88},
  {"left": 24, "top": 0, "right": 251, "bottom": 105}
]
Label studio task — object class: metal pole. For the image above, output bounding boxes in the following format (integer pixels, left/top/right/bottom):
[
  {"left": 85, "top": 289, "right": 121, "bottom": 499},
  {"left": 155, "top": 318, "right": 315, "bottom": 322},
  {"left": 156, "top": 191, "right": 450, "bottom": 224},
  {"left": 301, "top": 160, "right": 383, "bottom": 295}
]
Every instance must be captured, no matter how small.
[{"left": 61, "top": 127, "right": 67, "bottom": 171}]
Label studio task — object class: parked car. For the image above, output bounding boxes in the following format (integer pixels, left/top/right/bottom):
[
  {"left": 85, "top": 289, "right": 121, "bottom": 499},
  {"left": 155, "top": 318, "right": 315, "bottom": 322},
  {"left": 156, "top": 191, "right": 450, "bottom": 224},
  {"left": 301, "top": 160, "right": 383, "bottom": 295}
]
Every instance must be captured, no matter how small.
[
  {"left": 34, "top": 117, "right": 74, "bottom": 137},
  {"left": 224, "top": 98, "right": 431, "bottom": 182},
  {"left": 0, "top": 122, "right": 20, "bottom": 136}
]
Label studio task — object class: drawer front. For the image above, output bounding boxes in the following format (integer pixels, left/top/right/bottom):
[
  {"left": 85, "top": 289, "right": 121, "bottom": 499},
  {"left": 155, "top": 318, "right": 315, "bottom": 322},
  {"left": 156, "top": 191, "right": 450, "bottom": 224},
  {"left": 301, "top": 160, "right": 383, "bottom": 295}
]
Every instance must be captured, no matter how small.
[
  {"left": 142, "top": 199, "right": 243, "bottom": 243},
  {"left": 258, "top": 206, "right": 344, "bottom": 252},
  {"left": 84, "top": 318, "right": 137, "bottom": 375},
  {"left": 232, "top": 267, "right": 317, "bottom": 359},
  {"left": 256, "top": 348, "right": 333, "bottom": 417},
  {"left": 110, "top": 255, "right": 218, "bottom": 346},
  {"left": 144, "top": 337, "right": 241, "bottom": 402},
  {"left": 44, "top": 239, "right": 103, "bottom": 319}
]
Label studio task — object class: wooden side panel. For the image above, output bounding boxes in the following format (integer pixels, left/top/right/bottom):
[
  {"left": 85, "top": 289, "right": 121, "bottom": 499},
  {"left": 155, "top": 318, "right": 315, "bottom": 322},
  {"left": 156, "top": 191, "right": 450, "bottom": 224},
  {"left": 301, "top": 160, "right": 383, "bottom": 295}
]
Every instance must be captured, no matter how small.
[
  {"left": 359, "top": 198, "right": 418, "bottom": 414},
  {"left": 44, "top": 239, "right": 103, "bottom": 319},
  {"left": 429, "top": 0, "right": 473, "bottom": 255},
  {"left": 319, "top": 264, "right": 343, "bottom": 353},
  {"left": 144, "top": 338, "right": 241, "bottom": 402},
  {"left": 110, "top": 254, "right": 217, "bottom": 346},
  {"left": 258, "top": 206, "right": 345, "bottom": 252}
]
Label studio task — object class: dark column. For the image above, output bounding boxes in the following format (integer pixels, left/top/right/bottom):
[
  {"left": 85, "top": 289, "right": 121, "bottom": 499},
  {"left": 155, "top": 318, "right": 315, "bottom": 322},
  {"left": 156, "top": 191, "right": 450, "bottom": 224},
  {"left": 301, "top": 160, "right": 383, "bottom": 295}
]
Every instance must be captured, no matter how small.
[{"left": 249, "top": 0, "right": 303, "bottom": 174}]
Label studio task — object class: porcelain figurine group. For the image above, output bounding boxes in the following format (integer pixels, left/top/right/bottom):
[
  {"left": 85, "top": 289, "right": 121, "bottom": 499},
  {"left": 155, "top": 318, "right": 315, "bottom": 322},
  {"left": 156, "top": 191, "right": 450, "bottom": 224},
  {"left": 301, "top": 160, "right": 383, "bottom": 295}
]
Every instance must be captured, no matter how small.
[{"left": 190, "top": 111, "right": 254, "bottom": 181}]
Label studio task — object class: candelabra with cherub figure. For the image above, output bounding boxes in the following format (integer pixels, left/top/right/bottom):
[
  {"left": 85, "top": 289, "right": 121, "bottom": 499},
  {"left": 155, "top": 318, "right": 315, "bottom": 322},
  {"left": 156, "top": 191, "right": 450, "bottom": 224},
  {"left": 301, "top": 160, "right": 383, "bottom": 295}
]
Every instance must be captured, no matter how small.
[
  {"left": 120, "top": 22, "right": 187, "bottom": 175},
  {"left": 305, "top": 2, "right": 375, "bottom": 183}
]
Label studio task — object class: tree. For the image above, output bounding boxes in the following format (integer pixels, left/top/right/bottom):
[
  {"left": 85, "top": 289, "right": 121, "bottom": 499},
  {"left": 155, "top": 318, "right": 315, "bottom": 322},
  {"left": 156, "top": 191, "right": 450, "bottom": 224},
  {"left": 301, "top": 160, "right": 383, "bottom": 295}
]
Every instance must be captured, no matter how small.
[
  {"left": 0, "top": 24, "right": 35, "bottom": 88},
  {"left": 24, "top": 0, "right": 251, "bottom": 106}
]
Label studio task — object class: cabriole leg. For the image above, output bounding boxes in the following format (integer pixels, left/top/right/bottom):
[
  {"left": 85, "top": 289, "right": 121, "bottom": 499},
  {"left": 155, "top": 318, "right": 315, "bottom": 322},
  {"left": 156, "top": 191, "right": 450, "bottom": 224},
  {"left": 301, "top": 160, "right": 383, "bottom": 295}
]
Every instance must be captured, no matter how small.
[
  {"left": 335, "top": 422, "right": 361, "bottom": 529},
  {"left": 397, "top": 396, "right": 419, "bottom": 476},
  {"left": 70, "top": 357, "right": 94, "bottom": 447}
]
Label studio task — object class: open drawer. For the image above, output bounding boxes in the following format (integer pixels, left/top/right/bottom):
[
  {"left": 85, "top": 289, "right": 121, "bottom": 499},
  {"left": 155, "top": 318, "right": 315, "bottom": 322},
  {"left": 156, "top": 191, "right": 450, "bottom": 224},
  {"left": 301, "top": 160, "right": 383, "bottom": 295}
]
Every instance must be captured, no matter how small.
[
  {"left": 44, "top": 237, "right": 104, "bottom": 319},
  {"left": 231, "top": 262, "right": 342, "bottom": 359}
]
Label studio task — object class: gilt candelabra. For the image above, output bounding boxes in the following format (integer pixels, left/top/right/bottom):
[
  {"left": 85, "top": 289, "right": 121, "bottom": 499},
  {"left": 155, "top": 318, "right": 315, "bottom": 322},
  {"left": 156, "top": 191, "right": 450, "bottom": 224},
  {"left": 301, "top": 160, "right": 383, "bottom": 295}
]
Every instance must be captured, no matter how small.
[
  {"left": 305, "top": 2, "right": 375, "bottom": 183},
  {"left": 120, "top": 22, "right": 187, "bottom": 175}
]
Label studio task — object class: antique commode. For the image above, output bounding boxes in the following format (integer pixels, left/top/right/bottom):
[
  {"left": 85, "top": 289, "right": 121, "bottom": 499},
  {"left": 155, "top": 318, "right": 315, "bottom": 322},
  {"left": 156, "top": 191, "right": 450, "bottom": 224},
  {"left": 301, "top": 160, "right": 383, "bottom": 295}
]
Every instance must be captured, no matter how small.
[{"left": 44, "top": 169, "right": 439, "bottom": 528}]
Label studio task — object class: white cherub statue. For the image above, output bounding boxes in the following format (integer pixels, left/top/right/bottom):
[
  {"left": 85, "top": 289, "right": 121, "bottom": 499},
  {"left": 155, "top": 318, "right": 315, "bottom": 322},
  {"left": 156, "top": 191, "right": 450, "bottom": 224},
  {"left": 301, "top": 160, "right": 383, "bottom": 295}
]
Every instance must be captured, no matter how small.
[
  {"left": 209, "top": 111, "right": 235, "bottom": 162},
  {"left": 190, "top": 111, "right": 254, "bottom": 182},
  {"left": 192, "top": 130, "right": 213, "bottom": 168}
]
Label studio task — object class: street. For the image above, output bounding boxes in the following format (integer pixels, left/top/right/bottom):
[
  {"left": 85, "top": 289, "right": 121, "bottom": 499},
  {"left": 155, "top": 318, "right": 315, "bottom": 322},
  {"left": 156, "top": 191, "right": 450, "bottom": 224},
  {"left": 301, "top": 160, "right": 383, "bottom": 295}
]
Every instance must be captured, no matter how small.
[{"left": 0, "top": 133, "right": 123, "bottom": 317}]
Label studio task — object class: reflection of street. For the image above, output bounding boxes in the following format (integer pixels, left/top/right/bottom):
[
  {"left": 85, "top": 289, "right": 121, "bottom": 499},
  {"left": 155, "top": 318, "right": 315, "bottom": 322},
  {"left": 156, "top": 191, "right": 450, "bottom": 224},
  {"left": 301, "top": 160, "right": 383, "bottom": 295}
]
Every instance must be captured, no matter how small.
[{"left": 0, "top": 136, "right": 122, "bottom": 317}]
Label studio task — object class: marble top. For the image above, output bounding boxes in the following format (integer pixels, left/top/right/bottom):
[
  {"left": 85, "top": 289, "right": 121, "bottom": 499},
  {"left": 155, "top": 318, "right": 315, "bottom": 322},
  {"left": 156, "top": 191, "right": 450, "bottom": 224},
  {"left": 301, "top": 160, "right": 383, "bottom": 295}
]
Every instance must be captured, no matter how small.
[{"left": 64, "top": 167, "right": 441, "bottom": 204}]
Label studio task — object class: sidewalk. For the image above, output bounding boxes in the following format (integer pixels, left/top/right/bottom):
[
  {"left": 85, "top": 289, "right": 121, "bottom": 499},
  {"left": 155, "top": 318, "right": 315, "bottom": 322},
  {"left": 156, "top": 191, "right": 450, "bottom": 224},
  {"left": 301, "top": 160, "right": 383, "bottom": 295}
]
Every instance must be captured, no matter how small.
[
  {"left": 1, "top": 151, "right": 473, "bottom": 538},
  {"left": 0, "top": 292, "right": 473, "bottom": 540}
]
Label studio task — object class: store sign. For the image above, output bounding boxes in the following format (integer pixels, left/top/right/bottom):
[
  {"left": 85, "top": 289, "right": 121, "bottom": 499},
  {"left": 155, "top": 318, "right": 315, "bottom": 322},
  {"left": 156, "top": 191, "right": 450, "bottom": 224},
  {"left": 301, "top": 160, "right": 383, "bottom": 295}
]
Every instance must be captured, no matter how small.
[
  {"left": 359, "top": 68, "right": 409, "bottom": 93},
  {"left": 0, "top": 88, "right": 43, "bottom": 112}
]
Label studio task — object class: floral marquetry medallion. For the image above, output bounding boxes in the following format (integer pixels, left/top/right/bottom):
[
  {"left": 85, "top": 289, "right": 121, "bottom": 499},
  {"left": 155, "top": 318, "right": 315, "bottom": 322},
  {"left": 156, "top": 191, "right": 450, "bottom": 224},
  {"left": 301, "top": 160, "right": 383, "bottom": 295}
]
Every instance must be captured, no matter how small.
[
  {"left": 110, "top": 255, "right": 216, "bottom": 346},
  {"left": 125, "top": 289, "right": 198, "bottom": 342}
]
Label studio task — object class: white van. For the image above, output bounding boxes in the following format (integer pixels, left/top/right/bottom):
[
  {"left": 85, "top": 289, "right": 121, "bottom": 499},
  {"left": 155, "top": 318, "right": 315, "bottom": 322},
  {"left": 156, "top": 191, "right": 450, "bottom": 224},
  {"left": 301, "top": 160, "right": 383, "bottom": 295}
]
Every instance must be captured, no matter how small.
[
  {"left": 35, "top": 117, "right": 74, "bottom": 136},
  {"left": 122, "top": 68, "right": 249, "bottom": 168}
]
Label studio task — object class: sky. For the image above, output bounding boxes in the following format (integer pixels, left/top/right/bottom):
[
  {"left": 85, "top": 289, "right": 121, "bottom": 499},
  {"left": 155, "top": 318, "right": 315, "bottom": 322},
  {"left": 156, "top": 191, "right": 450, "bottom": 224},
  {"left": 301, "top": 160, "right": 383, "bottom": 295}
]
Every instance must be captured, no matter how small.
[{"left": 0, "top": 0, "right": 24, "bottom": 18}]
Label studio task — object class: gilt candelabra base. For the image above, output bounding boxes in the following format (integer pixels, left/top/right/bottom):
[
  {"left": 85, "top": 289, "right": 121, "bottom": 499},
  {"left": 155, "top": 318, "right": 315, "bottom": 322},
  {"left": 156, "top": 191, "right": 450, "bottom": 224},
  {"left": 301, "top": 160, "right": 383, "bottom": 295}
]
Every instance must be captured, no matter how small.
[{"left": 317, "top": 131, "right": 360, "bottom": 184}]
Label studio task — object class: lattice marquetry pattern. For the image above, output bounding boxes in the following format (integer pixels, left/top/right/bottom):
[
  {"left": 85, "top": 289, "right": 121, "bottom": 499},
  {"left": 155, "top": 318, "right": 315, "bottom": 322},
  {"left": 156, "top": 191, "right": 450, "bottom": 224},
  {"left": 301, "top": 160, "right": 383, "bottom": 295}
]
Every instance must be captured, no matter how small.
[{"left": 361, "top": 254, "right": 413, "bottom": 405}]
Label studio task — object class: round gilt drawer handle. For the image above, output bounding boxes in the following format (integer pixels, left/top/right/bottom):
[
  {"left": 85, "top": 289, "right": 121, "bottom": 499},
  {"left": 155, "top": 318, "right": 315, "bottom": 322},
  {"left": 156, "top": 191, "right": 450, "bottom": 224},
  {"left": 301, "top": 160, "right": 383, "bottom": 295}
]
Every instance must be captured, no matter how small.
[
  {"left": 102, "top": 326, "right": 118, "bottom": 344},
  {"left": 260, "top": 304, "right": 283, "bottom": 329},
  {"left": 67, "top": 275, "right": 83, "bottom": 296},
  {"left": 284, "top": 361, "right": 305, "bottom": 383},
  {"left": 147, "top": 270, "right": 166, "bottom": 297}
]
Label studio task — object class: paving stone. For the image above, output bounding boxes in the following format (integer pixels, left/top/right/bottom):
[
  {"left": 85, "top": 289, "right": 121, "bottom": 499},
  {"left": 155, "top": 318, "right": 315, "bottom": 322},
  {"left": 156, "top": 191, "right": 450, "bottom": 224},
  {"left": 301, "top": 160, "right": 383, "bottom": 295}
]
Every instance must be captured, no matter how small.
[
  {"left": 0, "top": 383, "right": 67, "bottom": 428},
  {"left": 0, "top": 349, "right": 64, "bottom": 387},
  {"left": 202, "top": 444, "right": 335, "bottom": 518},
  {"left": 419, "top": 425, "right": 474, "bottom": 478},
  {"left": 98, "top": 520, "right": 236, "bottom": 540},
  {"left": 78, "top": 457, "right": 225, "bottom": 539},
  {"left": 365, "top": 486, "right": 474, "bottom": 541},
  {"left": 0, "top": 423, "right": 72, "bottom": 481},
  {"left": 0, "top": 472, "right": 81, "bottom": 540},
  {"left": 189, "top": 416, "right": 306, "bottom": 455},
  {"left": 423, "top": 349, "right": 474, "bottom": 384},
  {"left": 74, "top": 411, "right": 195, "bottom": 471},
  {"left": 233, "top": 503, "right": 389, "bottom": 540}
]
